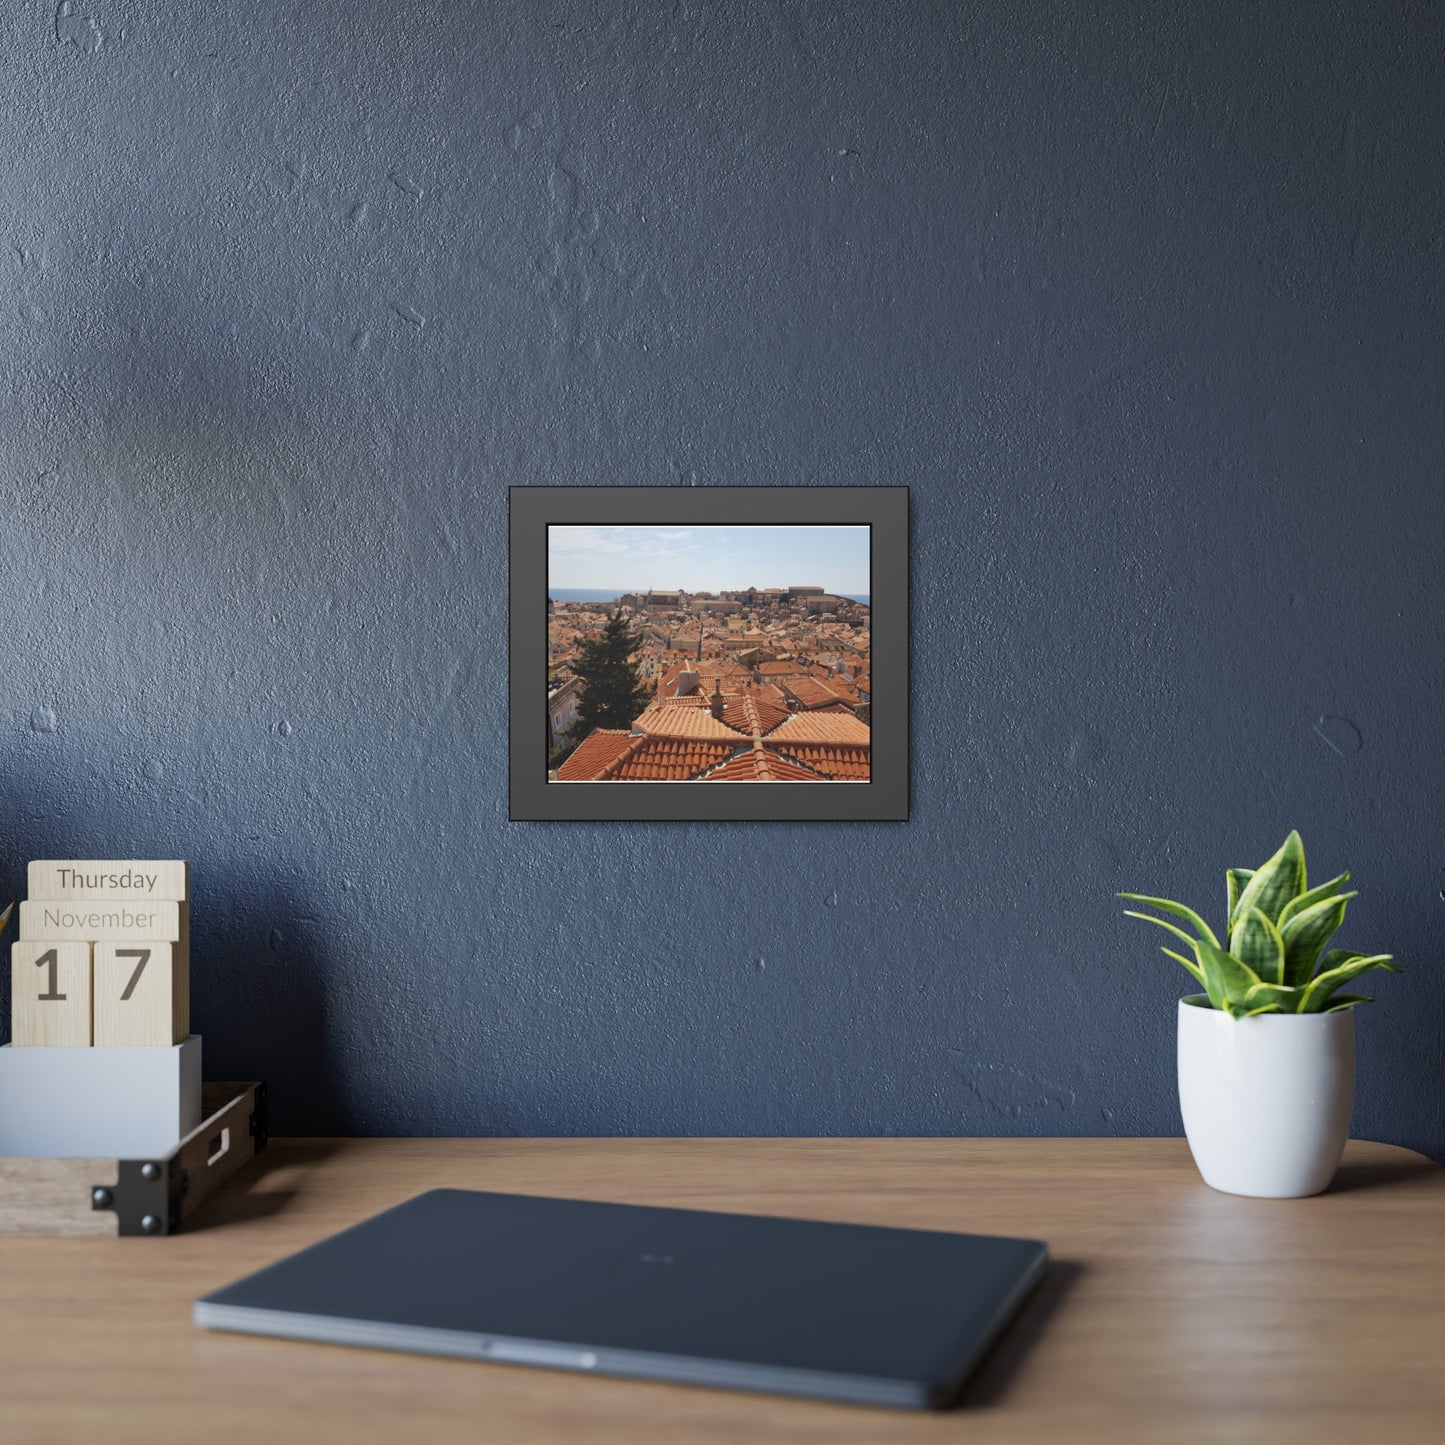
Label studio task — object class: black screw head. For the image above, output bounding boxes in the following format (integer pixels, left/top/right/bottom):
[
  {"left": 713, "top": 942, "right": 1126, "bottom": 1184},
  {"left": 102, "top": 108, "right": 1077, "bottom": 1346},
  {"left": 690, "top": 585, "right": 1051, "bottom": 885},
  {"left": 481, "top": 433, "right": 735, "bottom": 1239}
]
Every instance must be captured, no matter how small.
[
  {"left": 140, "top": 1214, "right": 162, "bottom": 1235},
  {"left": 91, "top": 1187, "right": 113, "bottom": 1209},
  {"left": 140, "top": 1162, "right": 161, "bottom": 1182}
]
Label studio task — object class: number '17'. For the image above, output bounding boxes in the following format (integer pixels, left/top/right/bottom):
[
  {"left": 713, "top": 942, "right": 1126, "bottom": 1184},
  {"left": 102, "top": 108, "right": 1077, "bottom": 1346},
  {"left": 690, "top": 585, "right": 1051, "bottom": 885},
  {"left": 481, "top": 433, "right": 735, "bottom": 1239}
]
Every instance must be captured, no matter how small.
[{"left": 34, "top": 947, "right": 151, "bottom": 1001}]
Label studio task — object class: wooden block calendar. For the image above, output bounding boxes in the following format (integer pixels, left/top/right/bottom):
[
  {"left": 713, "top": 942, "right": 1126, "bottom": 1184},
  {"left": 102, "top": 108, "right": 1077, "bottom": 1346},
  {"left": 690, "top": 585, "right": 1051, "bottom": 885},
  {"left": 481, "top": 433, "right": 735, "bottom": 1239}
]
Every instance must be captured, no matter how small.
[
  {"left": 0, "top": 860, "right": 263, "bottom": 1233},
  {"left": 11, "top": 861, "right": 190, "bottom": 1049}
]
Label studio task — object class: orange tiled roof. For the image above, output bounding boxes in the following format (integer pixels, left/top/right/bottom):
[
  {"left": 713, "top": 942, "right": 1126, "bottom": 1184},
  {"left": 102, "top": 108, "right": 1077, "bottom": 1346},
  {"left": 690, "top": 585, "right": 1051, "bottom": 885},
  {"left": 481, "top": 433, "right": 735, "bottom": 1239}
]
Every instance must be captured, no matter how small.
[
  {"left": 772, "top": 744, "right": 871, "bottom": 780},
  {"left": 610, "top": 737, "right": 732, "bottom": 780},
  {"left": 555, "top": 730, "right": 635, "bottom": 780},
  {"left": 655, "top": 662, "right": 749, "bottom": 699},
  {"left": 784, "top": 677, "right": 847, "bottom": 709},
  {"left": 631, "top": 703, "right": 745, "bottom": 740},
  {"left": 769, "top": 711, "right": 872, "bottom": 744},
  {"left": 719, "top": 696, "right": 791, "bottom": 737},
  {"left": 702, "top": 746, "right": 824, "bottom": 781},
  {"left": 556, "top": 730, "right": 734, "bottom": 781}
]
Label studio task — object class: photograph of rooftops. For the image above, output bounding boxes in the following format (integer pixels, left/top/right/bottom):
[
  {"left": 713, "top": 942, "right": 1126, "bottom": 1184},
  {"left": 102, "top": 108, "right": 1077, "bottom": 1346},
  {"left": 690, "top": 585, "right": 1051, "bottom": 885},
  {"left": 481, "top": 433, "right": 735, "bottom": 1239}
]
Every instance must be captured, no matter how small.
[{"left": 547, "top": 525, "right": 871, "bottom": 782}]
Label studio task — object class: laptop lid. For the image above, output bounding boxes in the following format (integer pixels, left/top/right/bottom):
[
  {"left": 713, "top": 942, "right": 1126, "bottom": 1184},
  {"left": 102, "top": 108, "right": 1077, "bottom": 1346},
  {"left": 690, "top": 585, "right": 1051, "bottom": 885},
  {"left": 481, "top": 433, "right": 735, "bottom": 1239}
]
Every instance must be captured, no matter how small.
[{"left": 195, "top": 1189, "right": 1047, "bottom": 1410}]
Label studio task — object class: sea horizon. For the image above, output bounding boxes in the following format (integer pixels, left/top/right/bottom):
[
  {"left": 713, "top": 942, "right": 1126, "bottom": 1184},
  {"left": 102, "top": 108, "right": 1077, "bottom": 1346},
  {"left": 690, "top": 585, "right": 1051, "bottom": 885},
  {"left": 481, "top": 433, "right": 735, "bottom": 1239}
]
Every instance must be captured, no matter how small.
[{"left": 550, "top": 588, "right": 870, "bottom": 606}]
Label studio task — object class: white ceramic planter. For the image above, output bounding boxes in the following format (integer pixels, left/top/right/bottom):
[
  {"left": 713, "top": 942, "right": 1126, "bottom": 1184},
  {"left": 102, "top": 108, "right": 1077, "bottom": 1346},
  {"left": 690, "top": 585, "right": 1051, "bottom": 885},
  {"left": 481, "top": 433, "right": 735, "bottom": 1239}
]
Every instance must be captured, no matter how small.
[{"left": 1177, "top": 996, "right": 1355, "bottom": 1198}]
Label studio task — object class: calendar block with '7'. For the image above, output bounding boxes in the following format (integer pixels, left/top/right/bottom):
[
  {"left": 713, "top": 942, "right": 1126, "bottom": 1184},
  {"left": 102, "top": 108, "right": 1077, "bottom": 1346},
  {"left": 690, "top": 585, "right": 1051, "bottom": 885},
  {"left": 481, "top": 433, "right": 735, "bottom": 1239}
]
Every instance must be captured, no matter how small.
[
  {"left": 92, "top": 941, "right": 189, "bottom": 1047},
  {"left": 10, "top": 942, "right": 93, "bottom": 1047}
]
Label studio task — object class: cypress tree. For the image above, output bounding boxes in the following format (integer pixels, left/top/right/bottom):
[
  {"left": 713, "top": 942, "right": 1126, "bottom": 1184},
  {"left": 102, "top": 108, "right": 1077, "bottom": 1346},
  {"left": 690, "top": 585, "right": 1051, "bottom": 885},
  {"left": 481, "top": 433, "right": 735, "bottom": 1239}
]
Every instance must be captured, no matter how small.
[{"left": 567, "top": 608, "right": 652, "bottom": 737}]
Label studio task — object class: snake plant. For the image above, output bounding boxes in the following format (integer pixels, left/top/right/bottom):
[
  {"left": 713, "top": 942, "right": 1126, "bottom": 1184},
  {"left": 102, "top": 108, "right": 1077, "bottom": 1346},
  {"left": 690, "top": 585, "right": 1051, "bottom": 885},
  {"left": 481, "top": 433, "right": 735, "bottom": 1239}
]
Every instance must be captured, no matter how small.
[{"left": 1120, "top": 830, "right": 1399, "bottom": 1018}]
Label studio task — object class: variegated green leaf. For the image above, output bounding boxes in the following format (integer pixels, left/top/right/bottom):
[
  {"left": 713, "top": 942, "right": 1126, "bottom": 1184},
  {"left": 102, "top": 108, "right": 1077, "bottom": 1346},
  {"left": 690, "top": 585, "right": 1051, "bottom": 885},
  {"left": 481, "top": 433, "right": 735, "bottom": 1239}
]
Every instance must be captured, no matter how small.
[
  {"left": 1243, "top": 980, "right": 1304, "bottom": 1012},
  {"left": 1195, "top": 938, "right": 1265, "bottom": 1011},
  {"left": 1323, "top": 994, "right": 1372, "bottom": 1012},
  {"left": 1160, "top": 946, "right": 1206, "bottom": 986},
  {"left": 1315, "top": 947, "right": 1360, "bottom": 975},
  {"left": 1226, "top": 868, "right": 1255, "bottom": 930},
  {"left": 1244, "top": 1003, "right": 1286, "bottom": 1017},
  {"left": 1277, "top": 871, "right": 1350, "bottom": 930},
  {"left": 1279, "top": 893, "right": 1356, "bottom": 987},
  {"left": 1122, "top": 910, "right": 1201, "bottom": 951},
  {"left": 1117, "top": 893, "right": 1220, "bottom": 948},
  {"left": 1232, "top": 830, "right": 1307, "bottom": 924},
  {"left": 1194, "top": 938, "right": 1230, "bottom": 1010},
  {"left": 1230, "top": 906, "right": 1286, "bottom": 985},
  {"left": 1299, "top": 954, "right": 1400, "bottom": 1013}
]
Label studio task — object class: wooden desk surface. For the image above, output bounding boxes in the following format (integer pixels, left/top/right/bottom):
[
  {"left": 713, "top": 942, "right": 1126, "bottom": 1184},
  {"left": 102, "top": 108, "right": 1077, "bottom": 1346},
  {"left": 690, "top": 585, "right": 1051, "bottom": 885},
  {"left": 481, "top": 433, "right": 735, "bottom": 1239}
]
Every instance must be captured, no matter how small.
[{"left": 0, "top": 1137, "right": 1440, "bottom": 1443}]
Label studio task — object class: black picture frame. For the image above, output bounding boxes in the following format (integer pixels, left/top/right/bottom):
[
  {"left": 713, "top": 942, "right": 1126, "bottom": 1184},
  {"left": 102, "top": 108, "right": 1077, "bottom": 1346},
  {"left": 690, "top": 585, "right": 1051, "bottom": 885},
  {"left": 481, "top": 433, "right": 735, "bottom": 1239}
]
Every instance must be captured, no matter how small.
[{"left": 510, "top": 486, "right": 908, "bottom": 822}]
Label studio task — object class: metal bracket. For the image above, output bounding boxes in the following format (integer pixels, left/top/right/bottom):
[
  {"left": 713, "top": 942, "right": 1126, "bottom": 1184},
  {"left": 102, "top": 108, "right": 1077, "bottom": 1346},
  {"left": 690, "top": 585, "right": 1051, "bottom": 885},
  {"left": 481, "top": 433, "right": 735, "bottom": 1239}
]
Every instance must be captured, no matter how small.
[
  {"left": 90, "top": 1158, "right": 186, "bottom": 1237},
  {"left": 88, "top": 1082, "right": 266, "bottom": 1236},
  {"left": 250, "top": 1081, "right": 269, "bottom": 1153}
]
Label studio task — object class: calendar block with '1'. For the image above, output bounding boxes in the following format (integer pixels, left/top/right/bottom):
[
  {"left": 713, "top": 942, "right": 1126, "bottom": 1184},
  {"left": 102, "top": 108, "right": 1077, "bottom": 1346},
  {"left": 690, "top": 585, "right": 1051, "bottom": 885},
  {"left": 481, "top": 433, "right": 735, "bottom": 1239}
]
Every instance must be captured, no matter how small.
[{"left": 9, "top": 942, "right": 94, "bottom": 1048}]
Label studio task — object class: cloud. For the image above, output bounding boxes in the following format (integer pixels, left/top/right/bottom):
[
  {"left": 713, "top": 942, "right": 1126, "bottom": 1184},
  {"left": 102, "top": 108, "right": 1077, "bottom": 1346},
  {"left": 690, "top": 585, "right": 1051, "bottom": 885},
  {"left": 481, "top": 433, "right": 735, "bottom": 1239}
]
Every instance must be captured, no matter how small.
[
  {"left": 548, "top": 526, "right": 629, "bottom": 555},
  {"left": 548, "top": 526, "right": 699, "bottom": 559}
]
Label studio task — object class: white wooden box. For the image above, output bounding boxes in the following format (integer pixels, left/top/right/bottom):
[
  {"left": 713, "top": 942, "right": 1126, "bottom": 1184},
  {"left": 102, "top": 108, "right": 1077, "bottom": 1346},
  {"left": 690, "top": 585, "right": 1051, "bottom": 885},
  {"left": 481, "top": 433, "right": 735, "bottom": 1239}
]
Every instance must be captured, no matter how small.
[{"left": 0, "top": 1036, "right": 202, "bottom": 1158}]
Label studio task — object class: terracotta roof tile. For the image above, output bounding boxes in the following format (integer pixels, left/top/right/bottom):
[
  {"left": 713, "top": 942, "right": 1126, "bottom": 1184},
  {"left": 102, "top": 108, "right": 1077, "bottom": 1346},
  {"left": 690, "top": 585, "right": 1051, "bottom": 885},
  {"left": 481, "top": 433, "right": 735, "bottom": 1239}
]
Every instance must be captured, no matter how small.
[
  {"left": 656, "top": 662, "right": 751, "bottom": 699},
  {"left": 555, "top": 730, "right": 636, "bottom": 780},
  {"left": 773, "top": 743, "right": 871, "bottom": 780},
  {"left": 610, "top": 737, "right": 732, "bottom": 780},
  {"left": 769, "top": 711, "right": 872, "bottom": 744},
  {"left": 632, "top": 703, "right": 746, "bottom": 739},
  {"left": 719, "top": 696, "right": 791, "bottom": 737},
  {"left": 784, "top": 677, "right": 847, "bottom": 709},
  {"left": 702, "top": 746, "right": 824, "bottom": 781}
]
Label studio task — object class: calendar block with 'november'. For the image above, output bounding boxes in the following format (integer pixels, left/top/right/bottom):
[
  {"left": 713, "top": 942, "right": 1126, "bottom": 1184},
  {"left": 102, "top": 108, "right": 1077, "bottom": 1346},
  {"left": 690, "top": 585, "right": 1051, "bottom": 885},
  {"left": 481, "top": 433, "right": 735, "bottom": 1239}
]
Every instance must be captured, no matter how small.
[
  {"left": 19, "top": 899, "right": 186, "bottom": 944},
  {"left": 93, "top": 941, "right": 188, "bottom": 1047},
  {"left": 10, "top": 941, "right": 93, "bottom": 1047}
]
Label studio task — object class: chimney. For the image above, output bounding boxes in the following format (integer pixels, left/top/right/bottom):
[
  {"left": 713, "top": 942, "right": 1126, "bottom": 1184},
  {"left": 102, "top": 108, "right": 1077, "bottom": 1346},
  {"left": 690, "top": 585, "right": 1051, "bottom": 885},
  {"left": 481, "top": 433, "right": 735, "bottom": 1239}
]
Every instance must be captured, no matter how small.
[
  {"left": 709, "top": 679, "right": 725, "bottom": 720},
  {"left": 677, "top": 669, "right": 700, "bottom": 696}
]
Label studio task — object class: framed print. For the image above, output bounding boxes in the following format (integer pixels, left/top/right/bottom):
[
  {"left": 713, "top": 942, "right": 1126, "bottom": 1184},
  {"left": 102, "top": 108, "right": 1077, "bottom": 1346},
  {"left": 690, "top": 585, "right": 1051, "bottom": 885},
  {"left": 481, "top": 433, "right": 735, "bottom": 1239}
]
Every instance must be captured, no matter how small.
[{"left": 509, "top": 487, "right": 908, "bottom": 821}]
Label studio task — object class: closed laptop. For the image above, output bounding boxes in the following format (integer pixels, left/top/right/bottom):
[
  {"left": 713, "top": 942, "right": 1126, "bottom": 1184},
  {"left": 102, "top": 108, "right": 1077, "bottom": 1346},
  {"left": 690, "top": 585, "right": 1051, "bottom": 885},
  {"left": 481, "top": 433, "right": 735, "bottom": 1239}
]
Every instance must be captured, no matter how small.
[{"left": 195, "top": 1188, "right": 1047, "bottom": 1410}]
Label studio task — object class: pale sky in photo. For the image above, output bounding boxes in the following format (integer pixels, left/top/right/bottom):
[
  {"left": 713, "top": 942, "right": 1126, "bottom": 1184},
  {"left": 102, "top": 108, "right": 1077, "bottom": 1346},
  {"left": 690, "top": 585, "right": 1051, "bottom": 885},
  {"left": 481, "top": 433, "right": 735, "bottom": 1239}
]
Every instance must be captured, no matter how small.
[{"left": 547, "top": 525, "right": 871, "bottom": 593}]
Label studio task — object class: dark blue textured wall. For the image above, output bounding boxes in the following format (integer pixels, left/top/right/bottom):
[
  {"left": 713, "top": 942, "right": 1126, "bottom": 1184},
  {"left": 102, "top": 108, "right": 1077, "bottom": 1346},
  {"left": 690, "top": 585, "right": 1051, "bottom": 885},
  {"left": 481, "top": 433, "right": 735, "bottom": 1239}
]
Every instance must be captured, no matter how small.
[{"left": 2, "top": 2, "right": 1441, "bottom": 1157}]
